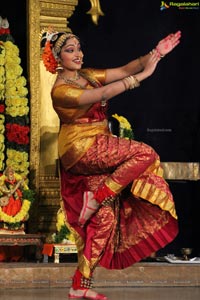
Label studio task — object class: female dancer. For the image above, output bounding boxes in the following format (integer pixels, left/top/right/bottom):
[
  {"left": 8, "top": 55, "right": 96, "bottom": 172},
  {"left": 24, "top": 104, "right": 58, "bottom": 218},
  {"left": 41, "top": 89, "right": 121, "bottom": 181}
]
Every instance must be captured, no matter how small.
[{"left": 42, "top": 29, "right": 181, "bottom": 300}]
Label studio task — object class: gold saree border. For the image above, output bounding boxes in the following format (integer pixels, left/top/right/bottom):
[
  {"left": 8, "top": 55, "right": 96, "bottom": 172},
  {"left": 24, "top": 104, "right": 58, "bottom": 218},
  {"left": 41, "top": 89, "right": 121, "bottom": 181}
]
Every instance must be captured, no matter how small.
[
  {"left": 131, "top": 179, "right": 177, "bottom": 220},
  {"left": 105, "top": 177, "right": 123, "bottom": 194},
  {"left": 60, "top": 201, "right": 91, "bottom": 278}
]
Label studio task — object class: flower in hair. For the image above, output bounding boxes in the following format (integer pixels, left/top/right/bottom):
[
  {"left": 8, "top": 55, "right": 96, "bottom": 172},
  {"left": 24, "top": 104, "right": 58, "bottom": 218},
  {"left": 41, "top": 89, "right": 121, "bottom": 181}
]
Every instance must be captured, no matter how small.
[{"left": 42, "top": 40, "right": 58, "bottom": 74}]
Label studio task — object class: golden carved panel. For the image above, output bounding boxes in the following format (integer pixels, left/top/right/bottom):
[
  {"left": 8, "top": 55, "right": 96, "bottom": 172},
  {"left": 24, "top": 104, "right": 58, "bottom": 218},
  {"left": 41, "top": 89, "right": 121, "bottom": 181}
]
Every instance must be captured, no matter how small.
[
  {"left": 28, "top": 0, "right": 41, "bottom": 190},
  {"left": 27, "top": 0, "right": 78, "bottom": 191},
  {"left": 162, "top": 162, "right": 200, "bottom": 181},
  {"left": 40, "top": 0, "right": 78, "bottom": 30}
]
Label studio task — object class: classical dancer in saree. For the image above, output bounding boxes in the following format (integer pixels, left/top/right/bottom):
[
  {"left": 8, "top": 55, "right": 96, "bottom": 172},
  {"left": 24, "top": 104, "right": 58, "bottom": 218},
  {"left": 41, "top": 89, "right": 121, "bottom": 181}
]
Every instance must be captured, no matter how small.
[{"left": 41, "top": 29, "right": 181, "bottom": 299}]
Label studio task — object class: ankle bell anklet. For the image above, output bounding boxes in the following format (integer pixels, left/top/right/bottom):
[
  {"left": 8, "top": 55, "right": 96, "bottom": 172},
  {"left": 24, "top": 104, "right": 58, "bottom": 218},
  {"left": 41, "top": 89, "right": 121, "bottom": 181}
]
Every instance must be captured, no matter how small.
[
  {"left": 102, "top": 195, "right": 116, "bottom": 206},
  {"left": 80, "top": 276, "right": 93, "bottom": 289}
]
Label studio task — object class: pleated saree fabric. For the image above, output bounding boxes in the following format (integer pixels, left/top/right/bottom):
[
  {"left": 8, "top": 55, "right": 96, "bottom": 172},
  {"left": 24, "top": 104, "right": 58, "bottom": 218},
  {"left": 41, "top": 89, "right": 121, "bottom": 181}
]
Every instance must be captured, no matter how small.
[{"left": 51, "top": 68, "right": 178, "bottom": 279}]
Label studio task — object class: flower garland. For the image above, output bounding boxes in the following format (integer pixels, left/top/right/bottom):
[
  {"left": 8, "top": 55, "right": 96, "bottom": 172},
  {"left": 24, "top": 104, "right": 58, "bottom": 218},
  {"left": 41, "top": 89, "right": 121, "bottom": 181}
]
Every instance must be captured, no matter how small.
[
  {"left": 0, "top": 42, "right": 5, "bottom": 171},
  {"left": 0, "top": 200, "right": 30, "bottom": 224},
  {"left": 52, "top": 208, "right": 75, "bottom": 244},
  {"left": 112, "top": 113, "right": 134, "bottom": 140},
  {"left": 0, "top": 33, "right": 30, "bottom": 179},
  {"left": 0, "top": 21, "right": 33, "bottom": 229}
]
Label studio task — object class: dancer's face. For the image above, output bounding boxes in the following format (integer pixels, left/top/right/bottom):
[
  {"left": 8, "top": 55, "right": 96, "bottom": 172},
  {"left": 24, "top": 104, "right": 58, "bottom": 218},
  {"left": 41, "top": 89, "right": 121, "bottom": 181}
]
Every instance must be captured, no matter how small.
[{"left": 59, "top": 37, "right": 83, "bottom": 71}]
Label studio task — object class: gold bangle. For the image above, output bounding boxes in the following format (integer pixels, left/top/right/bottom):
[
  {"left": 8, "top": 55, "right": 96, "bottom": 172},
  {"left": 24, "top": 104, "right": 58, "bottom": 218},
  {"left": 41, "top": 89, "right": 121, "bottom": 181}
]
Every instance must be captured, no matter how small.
[
  {"left": 124, "top": 75, "right": 140, "bottom": 90},
  {"left": 149, "top": 49, "right": 155, "bottom": 55},
  {"left": 132, "top": 75, "right": 140, "bottom": 87},
  {"left": 122, "top": 79, "right": 129, "bottom": 91},
  {"left": 126, "top": 76, "right": 135, "bottom": 89},
  {"left": 123, "top": 77, "right": 132, "bottom": 90},
  {"left": 129, "top": 75, "right": 140, "bottom": 89},
  {"left": 151, "top": 48, "right": 165, "bottom": 58},
  {"left": 156, "top": 47, "right": 165, "bottom": 58}
]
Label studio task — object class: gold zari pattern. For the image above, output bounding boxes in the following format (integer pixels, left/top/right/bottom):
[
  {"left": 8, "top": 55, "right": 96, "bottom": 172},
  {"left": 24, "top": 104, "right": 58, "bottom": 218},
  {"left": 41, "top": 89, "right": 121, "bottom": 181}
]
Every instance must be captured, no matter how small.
[{"left": 131, "top": 179, "right": 177, "bottom": 219}]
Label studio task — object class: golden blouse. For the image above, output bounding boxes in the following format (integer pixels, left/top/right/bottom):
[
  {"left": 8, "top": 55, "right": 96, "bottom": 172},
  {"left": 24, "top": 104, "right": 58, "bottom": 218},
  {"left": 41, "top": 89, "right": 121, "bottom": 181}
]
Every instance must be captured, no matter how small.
[{"left": 51, "top": 68, "right": 110, "bottom": 170}]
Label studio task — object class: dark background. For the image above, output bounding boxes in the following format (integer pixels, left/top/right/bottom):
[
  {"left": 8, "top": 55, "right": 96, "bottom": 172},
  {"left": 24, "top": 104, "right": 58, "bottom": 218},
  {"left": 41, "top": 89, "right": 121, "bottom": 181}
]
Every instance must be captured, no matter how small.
[
  {"left": 1, "top": 1, "right": 200, "bottom": 256},
  {"left": 69, "top": 1, "right": 200, "bottom": 163}
]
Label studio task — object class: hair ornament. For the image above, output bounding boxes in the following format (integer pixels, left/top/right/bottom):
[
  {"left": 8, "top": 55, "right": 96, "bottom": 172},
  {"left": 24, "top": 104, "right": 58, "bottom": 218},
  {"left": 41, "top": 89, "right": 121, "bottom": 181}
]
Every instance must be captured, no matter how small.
[
  {"left": 40, "top": 28, "right": 78, "bottom": 74},
  {"left": 40, "top": 27, "right": 58, "bottom": 74}
]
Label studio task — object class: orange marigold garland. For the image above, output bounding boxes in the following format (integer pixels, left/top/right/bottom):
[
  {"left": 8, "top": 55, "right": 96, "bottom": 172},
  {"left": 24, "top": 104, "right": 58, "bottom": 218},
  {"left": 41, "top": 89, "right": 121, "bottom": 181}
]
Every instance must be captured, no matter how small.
[{"left": 42, "top": 40, "right": 57, "bottom": 74}]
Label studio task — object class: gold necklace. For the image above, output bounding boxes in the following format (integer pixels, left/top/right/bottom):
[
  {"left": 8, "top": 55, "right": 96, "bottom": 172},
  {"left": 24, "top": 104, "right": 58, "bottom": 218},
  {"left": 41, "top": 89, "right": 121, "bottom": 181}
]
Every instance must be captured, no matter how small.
[
  {"left": 58, "top": 73, "right": 86, "bottom": 89},
  {"left": 59, "top": 71, "right": 80, "bottom": 80},
  {"left": 66, "top": 71, "right": 80, "bottom": 81},
  {"left": 58, "top": 72, "right": 107, "bottom": 106}
]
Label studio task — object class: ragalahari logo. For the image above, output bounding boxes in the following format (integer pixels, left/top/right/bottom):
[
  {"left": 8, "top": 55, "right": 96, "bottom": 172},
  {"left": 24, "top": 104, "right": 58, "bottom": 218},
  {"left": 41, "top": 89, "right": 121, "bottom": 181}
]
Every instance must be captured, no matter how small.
[
  {"left": 160, "top": 1, "right": 170, "bottom": 10},
  {"left": 160, "top": 1, "right": 199, "bottom": 10}
]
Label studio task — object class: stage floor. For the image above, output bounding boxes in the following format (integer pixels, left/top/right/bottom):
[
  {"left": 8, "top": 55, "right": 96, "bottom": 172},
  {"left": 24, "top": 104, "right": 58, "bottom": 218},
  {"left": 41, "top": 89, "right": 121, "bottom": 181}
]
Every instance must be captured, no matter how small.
[
  {"left": 1, "top": 287, "right": 200, "bottom": 300},
  {"left": 0, "top": 261, "right": 200, "bottom": 289}
]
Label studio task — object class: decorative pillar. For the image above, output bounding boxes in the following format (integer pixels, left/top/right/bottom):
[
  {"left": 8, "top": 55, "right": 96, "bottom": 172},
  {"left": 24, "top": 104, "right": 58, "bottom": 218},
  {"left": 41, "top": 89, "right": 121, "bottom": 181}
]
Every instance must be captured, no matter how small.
[{"left": 27, "top": 0, "right": 78, "bottom": 236}]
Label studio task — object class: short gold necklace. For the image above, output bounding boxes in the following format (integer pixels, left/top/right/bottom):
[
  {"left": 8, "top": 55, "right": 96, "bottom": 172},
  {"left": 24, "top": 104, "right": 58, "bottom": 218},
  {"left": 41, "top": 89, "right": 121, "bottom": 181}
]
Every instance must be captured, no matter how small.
[
  {"left": 68, "top": 71, "right": 80, "bottom": 81},
  {"left": 58, "top": 71, "right": 80, "bottom": 80},
  {"left": 58, "top": 72, "right": 86, "bottom": 89}
]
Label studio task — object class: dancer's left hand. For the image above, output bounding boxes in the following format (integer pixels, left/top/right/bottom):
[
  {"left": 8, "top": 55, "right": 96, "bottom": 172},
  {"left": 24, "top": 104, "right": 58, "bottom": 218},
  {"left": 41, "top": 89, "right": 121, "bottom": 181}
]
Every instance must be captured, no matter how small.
[{"left": 156, "top": 30, "right": 181, "bottom": 57}]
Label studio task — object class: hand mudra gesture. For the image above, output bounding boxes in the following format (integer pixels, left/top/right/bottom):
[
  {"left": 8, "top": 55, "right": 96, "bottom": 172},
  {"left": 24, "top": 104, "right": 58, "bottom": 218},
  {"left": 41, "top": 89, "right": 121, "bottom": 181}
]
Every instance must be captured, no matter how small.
[{"left": 156, "top": 30, "right": 181, "bottom": 57}]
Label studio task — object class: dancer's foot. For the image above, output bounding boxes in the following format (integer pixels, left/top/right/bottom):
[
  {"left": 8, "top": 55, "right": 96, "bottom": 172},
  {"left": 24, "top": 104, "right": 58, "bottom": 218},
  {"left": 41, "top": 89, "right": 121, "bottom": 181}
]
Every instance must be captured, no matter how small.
[
  {"left": 68, "top": 287, "right": 108, "bottom": 299},
  {"left": 78, "top": 191, "right": 99, "bottom": 226}
]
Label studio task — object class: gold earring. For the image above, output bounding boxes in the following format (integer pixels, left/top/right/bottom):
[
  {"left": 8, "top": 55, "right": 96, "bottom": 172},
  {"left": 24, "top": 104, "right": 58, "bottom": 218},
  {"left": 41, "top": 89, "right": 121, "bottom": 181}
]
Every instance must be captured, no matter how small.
[{"left": 56, "top": 62, "right": 63, "bottom": 71}]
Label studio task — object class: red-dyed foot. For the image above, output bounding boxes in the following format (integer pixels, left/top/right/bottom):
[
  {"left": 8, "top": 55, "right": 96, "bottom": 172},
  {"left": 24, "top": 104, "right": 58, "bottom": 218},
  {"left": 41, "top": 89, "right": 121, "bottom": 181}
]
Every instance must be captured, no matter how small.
[
  {"left": 78, "top": 191, "right": 99, "bottom": 226},
  {"left": 68, "top": 288, "right": 108, "bottom": 300}
]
